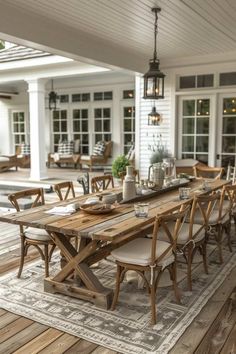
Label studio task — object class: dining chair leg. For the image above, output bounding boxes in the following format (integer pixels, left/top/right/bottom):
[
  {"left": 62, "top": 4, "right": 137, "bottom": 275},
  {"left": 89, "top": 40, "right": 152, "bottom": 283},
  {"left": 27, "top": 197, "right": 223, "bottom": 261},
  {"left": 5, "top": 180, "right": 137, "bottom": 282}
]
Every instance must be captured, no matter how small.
[
  {"left": 187, "top": 245, "right": 194, "bottom": 291},
  {"left": 224, "top": 221, "right": 232, "bottom": 252},
  {"left": 202, "top": 242, "right": 208, "bottom": 275},
  {"left": 216, "top": 225, "right": 223, "bottom": 264},
  {"left": 17, "top": 236, "right": 26, "bottom": 278},
  {"left": 111, "top": 264, "right": 123, "bottom": 310},
  {"left": 170, "top": 262, "right": 181, "bottom": 304},
  {"left": 150, "top": 282, "right": 156, "bottom": 325},
  {"left": 44, "top": 244, "right": 49, "bottom": 278},
  {"left": 48, "top": 244, "right": 56, "bottom": 262}
]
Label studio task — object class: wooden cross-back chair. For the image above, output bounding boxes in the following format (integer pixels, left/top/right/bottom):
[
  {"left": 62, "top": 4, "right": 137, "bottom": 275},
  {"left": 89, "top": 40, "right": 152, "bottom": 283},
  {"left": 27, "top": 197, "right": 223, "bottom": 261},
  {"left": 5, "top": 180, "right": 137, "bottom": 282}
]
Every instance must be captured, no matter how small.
[
  {"left": 193, "top": 187, "right": 232, "bottom": 263},
  {"left": 91, "top": 175, "right": 114, "bottom": 193},
  {"left": 221, "top": 183, "right": 236, "bottom": 248},
  {"left": 193, "top": 165, "right": 224, "bottom": 180},
  {"left": 111, "top": 201, "right": 191, "bottom": 325},
  {"left": 54, "top": 181, "right": 75, "bottom": 201},
  {"left": 178, "top": 192, "right": 220, "bottom": 290},
  {"left": 8, "top": 188, "right": 56, "bottom": 278}
]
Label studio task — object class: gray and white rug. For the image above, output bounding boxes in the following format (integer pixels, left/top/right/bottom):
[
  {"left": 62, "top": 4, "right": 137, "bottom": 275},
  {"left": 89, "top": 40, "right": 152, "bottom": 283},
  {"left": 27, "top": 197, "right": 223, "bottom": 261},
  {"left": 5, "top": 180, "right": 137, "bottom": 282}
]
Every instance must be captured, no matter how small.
[{"left": 0, "top": 243, "right": 236, "bottom": 354}]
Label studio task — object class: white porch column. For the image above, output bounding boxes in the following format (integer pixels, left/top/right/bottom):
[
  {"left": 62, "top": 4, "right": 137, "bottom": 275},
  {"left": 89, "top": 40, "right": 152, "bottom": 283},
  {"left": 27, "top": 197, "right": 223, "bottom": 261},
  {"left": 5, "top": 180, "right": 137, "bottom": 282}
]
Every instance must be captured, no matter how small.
[{"left": 27, "top": 79, "right": 48, "bottom": 180}]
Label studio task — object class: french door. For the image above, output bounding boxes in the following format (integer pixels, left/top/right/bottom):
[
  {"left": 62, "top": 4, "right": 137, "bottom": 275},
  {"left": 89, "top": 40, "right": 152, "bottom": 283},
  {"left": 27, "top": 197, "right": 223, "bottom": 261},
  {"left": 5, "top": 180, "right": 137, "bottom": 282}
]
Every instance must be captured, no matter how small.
[
  {"left": 217, "top": 94, "right": 236, "bottom": 168},
  {"left": 178, "top": 95, "right": 215, "bottom": 166}
]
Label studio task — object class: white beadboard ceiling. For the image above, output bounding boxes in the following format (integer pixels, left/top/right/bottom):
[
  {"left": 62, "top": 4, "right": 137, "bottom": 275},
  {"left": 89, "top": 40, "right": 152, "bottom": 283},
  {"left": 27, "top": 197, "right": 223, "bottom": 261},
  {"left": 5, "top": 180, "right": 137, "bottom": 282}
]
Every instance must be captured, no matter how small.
[{"left": 0, "top": 0, "right": 236, "bottom": 72}]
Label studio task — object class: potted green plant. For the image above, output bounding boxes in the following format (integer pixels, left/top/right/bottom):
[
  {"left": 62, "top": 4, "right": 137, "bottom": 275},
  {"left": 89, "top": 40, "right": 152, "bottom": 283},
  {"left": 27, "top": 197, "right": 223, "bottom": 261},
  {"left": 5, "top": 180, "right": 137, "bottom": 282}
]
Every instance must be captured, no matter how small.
[{"left": 112, "top": 155, "right": 130, "bottom": 179}]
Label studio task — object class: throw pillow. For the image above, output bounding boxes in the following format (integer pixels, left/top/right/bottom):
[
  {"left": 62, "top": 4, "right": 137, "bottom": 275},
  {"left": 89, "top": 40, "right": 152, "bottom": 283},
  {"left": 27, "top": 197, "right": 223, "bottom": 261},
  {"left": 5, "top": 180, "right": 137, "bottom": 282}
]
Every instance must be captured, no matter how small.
[
  {"left": 20, "top": 143, "right": 31, "bottom": 156},
  {"left": 126, "top": 145, "right": 134, "bottom": 160},
  {"left": 93, "top": 141, "right": 106, "bottom": 156}
]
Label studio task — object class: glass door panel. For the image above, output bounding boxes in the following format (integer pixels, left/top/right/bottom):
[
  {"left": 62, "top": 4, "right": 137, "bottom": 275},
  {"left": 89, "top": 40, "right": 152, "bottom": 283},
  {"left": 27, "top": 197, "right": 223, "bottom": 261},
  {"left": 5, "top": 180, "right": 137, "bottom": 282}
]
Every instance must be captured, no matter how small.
[
  {"left": 220, "top": 96, "right": 236, "bottom": 168},
  {"left": 180, "top": 98, "right": 210, "bottom": 164}
]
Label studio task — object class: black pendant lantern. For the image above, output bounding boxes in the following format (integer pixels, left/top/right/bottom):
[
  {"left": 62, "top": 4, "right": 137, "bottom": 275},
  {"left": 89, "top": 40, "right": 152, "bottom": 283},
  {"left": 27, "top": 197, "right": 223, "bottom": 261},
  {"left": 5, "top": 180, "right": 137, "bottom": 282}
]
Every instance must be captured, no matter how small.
[
  {"left": 148, "top": 106, "right": 161, "bottom": 125},
  {"left": 143, "top": 7, "right": 165, "bottom": 100},
  {"left": 48, "top": 79, "right": 60, "bottom": 110}
]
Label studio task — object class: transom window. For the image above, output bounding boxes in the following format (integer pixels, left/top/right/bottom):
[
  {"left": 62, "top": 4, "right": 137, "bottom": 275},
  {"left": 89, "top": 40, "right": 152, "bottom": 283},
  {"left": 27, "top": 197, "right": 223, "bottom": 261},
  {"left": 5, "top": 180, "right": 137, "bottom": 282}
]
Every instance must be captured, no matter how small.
[
  {"left": 123, "top": 106, "right": 135, "bottom": 154},
  {"left": 179, "top": 74, "right": 214, "bottom": 89},
  {"left": 181, "top": 99, "right": 210, "bottom": 164},
  {"left": 123, "top": 90, "right": 135, "bottom": 99},
  {"left": 72, "top": 93, "right": 90, "bottom": 102},
  {"left": 94, "top": 91, "right": 113, "bottom": 101}
]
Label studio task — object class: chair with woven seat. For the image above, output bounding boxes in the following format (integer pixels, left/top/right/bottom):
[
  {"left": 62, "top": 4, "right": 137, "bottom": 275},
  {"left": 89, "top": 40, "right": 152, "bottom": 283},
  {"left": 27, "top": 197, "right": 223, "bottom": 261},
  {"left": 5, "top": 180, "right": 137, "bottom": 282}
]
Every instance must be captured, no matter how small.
[
  {"left": 8, "top": 188, "right": 56, "bottom": 278},
  {"left": 91, "top": 175, "right": 114, "bottom": 193},
  {"left": 111, "top": 201, "right": 191, "bottom": 325},
  {"left": 193, "top": 165, "right": 224, "bottom": 179},
  {"left": 54, "top": 181, "right": 75, "bottom": 200}
]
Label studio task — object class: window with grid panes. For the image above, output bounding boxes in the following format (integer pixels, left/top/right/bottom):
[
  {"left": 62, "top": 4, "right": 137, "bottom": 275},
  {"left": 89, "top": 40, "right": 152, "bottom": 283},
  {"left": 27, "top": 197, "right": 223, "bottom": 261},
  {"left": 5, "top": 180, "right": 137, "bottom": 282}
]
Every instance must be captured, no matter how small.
[
  {"left": 181, "top": 99, "right": 210, "bottom": 164},
  {"left": 12, "top": 111, "right": 27, "bottom": 152},
  {"left": 52, "top": 110, "right": 68, "bottom": 152},
  {"left": 72, "top": 108, "right": 89, "bottom": 154},
  {"left": 72, "top": 93, "right": 90, "bottom": 102},
  {"left": 94, "top": 91, "right": 113, "bottom": 101},
  {"left": 94, "top": 107, "right": 111, "bottom": 143},
  {"left": 123, "top": 106, "right": 135, "bottom": 154}
]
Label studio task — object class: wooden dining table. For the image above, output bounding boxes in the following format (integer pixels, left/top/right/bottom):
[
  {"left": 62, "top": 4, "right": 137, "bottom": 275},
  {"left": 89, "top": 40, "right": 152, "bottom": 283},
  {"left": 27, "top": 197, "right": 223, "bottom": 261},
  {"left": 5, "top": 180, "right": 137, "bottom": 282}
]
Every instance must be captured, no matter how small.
[{"left": 0, "top": 178, "right": 229, "bottom": 309}]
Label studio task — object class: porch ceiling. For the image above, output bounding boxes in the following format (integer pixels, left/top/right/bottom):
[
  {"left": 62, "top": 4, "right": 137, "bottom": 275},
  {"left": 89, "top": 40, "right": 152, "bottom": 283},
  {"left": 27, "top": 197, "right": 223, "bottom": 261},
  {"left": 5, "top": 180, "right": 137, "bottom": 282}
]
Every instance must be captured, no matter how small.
[{"left": 0, "top": 0, "right": 236, "bottom": 72}]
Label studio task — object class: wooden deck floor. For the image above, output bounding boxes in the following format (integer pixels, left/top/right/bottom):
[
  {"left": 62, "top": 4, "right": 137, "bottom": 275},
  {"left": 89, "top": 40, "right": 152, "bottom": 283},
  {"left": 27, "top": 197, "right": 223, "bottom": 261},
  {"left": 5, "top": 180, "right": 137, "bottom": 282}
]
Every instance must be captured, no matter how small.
[{"left": 0, "top": 168, "right": 236, "bottom": 353}]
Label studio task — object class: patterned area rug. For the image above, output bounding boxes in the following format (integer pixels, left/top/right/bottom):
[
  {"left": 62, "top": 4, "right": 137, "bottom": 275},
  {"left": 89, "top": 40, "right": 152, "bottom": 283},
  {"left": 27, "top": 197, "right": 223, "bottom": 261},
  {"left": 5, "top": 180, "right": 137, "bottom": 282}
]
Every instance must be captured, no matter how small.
[{"left": 0, "top": 243, "right": 236, "bottom": 354}]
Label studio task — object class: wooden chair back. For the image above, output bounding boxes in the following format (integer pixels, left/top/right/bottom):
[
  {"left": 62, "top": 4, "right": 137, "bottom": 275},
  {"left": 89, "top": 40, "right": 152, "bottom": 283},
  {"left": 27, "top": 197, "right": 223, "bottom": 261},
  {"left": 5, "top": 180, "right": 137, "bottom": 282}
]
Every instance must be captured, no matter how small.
[
  {"left": 8, "top": 188, "right": 45, "bottom": 234},
  {"left": 104, "top": 141, "right": 112, "bottom": 158},
  {"left": 8, "top": 187, "right": 45, "bottom": 212},
  {"left": 152, "top": 201, "right": 191, "bottom": 265},
  {"left": 91, "top": 175, "right": 114, "bottom": 193},
  {"left": 222, "top": 183, "right": 236, "bottom": 216},
  {"left": 226, "top": 165, "right": 236, "bottom": 183},
  {"left": 54, "top": 181, "right": 75, "bottom": 201},
  {"left": 189, "top": 192, "right": 220, "bottom": 232},
  {"left": 193, "top": 166, "right": 224, "bottom": 179}
]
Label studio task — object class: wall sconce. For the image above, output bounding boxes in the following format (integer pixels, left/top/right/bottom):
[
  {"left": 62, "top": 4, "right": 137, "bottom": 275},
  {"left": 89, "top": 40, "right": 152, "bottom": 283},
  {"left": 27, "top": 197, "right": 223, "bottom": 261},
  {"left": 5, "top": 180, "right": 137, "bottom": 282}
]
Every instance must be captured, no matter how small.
[
  {"left": 148, "top": 106, "right": 161, "bottom": 125},
  {"left": 143, "top": 7, "right": 165, "bottom": 100}
]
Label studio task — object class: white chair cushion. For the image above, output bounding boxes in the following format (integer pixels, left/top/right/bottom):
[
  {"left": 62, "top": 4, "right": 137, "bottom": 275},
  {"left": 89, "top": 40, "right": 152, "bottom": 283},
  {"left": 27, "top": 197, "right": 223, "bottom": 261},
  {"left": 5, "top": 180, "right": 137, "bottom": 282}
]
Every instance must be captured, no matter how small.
[
  {"left": 111, "top": 238, "right": 174, "bottom": 267},
  {"left": 193, "top": 210, "right": 230, "bottom": 225},
  {"left": 80, "top": 155, "right": 91, "bottom": 161},
  {"left": 157, "top": 222, "right": 205, "bottom": 245},
  {"left": 0, "top": 157, "right": 9, "bottom": 162},
  {"left": 25, "top": 227, "right": 51, "bottom": 241}
]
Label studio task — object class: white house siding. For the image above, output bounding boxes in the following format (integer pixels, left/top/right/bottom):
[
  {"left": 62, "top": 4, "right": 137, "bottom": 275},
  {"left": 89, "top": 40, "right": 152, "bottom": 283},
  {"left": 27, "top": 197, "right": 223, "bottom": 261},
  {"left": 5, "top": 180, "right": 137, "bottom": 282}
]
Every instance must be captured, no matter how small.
[{"left": 136, "top": 73, "right": 173, "bottom": 179}]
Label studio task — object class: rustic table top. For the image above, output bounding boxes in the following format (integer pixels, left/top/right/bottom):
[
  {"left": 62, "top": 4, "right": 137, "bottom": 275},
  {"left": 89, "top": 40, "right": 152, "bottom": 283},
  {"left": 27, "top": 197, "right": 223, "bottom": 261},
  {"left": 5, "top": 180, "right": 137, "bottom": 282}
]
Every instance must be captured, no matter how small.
[{"left": 0, "top": 179, "right": 228, "bottom": 241}]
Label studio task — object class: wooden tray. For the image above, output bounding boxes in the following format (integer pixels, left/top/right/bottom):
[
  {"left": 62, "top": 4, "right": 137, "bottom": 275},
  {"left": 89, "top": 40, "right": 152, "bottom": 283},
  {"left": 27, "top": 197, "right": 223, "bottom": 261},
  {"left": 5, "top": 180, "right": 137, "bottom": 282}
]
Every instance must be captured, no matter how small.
[{"left": 80, "top": 203, "right": 116, "bottom": 215}]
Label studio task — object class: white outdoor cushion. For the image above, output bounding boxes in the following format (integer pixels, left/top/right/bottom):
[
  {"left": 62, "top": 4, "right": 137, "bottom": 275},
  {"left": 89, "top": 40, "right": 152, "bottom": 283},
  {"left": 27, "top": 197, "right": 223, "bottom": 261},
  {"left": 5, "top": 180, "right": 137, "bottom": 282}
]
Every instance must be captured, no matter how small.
[
  {"left": 193, "top": 210, "right": 230, "bottom": 225},
  {"left": 0, "top": 157, "right": 9, "bottom": 162},
  {"left": 80, "top": 155, "right": 91, "bottom": 161},
  {"left": 25, "top": 227, "right": 51, "bottom": 241},
  {"left": 111, "top": 238, "right": 174, "bottom": 266},
  {"left": 157, "top": 222, "right": 205, "bottom": 245}
]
